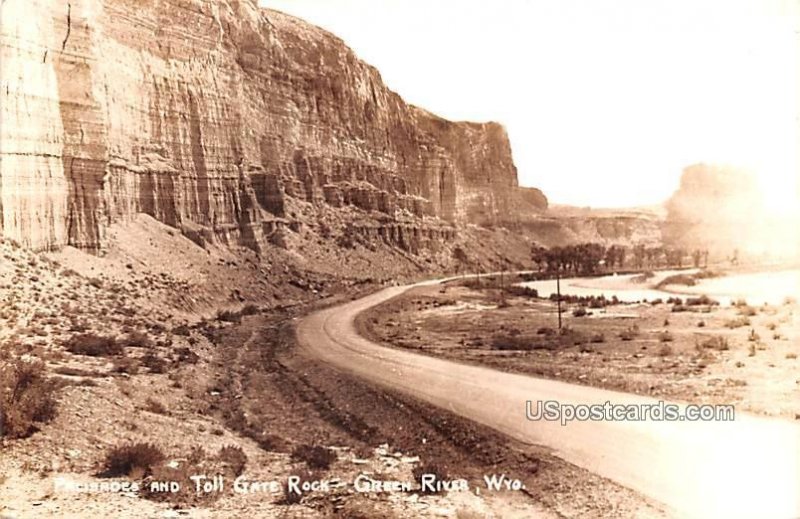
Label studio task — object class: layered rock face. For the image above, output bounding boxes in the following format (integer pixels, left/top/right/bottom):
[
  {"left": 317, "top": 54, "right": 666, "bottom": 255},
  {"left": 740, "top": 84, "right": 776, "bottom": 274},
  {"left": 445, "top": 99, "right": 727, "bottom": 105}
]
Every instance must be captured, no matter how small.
[
  {"left": 663, "top": 164, "right": 769, "bottom": 256},
  {"left": 0, "top": 0, "right": 546, "bottom": 252}
]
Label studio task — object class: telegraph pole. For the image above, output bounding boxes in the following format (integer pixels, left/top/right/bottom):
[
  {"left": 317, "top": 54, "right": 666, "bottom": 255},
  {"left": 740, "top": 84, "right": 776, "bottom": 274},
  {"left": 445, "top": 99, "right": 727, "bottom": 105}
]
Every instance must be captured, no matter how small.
[{"left": 556, "top": 268, "right": 562, "bottom": 331}]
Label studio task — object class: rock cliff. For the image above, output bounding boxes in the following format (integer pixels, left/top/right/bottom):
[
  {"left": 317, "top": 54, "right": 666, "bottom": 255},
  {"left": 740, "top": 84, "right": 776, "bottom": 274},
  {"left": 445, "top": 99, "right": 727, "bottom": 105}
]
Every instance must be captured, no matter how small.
[{"left": 0, "top": 0, "right": 546, "bottom": 253}]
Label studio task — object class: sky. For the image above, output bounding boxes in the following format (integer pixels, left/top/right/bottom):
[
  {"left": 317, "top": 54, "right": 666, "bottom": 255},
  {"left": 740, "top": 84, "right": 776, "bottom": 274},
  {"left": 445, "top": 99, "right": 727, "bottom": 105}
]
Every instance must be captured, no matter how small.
[{"left": 260, "top": 0, "right": 799, "bottom": 212}]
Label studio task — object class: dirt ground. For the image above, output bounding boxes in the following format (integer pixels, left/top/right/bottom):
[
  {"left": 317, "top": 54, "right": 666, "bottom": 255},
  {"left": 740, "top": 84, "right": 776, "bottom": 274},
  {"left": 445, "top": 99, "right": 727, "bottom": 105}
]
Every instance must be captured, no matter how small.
[
  {"left": 358, "top": 274, "right": 800, "bottom": 420},
  {"left": 0, "top": 225, "right": 668, "bottom": 518}
]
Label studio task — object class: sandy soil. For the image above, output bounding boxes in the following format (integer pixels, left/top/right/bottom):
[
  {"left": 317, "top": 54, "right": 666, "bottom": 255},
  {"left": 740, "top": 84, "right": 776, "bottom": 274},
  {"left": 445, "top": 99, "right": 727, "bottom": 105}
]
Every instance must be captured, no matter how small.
[{"left": 359, "top": 274, "right": 800, "bottom": 420}]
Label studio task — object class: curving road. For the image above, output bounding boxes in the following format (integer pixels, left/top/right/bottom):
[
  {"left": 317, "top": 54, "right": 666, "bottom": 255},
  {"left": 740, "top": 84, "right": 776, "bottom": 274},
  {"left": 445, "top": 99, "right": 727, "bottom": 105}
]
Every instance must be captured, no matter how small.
[{"left": 296, "top": 280, "right": 800, "bottom": 518}]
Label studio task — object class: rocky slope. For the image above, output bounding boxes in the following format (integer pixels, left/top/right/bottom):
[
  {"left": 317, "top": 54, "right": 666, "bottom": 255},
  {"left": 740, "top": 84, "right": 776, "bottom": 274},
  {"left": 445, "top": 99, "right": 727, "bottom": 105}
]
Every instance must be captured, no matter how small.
[{"left": 0, "top": 0, "right": 546, "bottom": 253}]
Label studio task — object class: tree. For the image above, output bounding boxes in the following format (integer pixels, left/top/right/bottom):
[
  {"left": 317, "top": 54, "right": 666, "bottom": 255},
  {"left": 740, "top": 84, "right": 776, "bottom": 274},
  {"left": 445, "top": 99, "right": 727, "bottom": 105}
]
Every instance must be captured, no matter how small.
[
  {"left": 530, "top": 245, "right": 548, "bottom": 273},
  {"left": 692, "top": 249, "right": 702, "bottom": 268},
  {"left": 452, "top": 246, "right": 468, "bottom": 276}
]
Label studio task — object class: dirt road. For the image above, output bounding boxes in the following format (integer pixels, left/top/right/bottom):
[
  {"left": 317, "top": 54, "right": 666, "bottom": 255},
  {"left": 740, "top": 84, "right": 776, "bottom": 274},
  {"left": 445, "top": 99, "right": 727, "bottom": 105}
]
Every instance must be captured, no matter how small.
[{"left": 296, "top": 281, "right": 800, "bottom": 518}]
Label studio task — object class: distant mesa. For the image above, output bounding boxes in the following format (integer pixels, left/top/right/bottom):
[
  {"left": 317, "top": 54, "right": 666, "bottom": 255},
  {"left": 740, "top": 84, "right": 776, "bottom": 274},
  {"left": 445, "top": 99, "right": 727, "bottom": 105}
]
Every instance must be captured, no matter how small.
[{"left": 663, "top": 163, "right": 784, "bottom": 257}]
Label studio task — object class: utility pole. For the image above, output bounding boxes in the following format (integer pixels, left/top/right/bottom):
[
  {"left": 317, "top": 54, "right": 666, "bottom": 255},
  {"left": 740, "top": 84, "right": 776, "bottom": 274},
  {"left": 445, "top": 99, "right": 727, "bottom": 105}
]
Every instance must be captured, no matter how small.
[{"left": 556, "top": 268, "right": 562, "bottom": 331}]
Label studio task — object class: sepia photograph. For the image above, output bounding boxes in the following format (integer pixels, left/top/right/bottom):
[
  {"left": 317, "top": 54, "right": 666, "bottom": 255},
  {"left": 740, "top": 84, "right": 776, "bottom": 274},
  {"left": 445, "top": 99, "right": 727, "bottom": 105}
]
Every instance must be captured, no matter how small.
[{"left": 0, "top": 0, "right": 798, "bottom": 517}]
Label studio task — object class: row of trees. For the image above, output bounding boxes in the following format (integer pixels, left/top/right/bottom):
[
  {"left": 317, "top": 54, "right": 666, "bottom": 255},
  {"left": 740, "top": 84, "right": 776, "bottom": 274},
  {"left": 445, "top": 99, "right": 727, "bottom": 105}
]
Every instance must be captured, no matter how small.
[{"left": 531, "top": 243, "right": 710, "bottom": 275}]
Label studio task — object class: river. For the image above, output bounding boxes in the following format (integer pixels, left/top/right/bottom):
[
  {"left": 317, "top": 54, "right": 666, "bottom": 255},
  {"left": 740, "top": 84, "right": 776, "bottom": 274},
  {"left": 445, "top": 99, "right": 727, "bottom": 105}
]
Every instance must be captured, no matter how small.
[{"left": 517, "top": 268, "right": 800, "bottom": 306}]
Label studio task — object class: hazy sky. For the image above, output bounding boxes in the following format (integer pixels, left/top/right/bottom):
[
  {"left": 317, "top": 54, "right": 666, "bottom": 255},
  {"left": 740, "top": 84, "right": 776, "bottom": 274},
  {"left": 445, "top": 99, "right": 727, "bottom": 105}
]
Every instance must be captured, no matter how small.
[{"left": 260, "top": 0, "right": 798, "bottom": 211}]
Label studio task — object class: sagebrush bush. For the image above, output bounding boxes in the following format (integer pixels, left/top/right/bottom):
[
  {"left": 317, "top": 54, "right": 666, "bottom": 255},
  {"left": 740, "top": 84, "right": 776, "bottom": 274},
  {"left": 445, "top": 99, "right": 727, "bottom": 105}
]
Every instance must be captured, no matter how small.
[
  {"left": 218, "top": 445, "right": 248, "bottom": 476},
  {"left": 119, "top": 331, "right": 153, "bottom": 349},
  {"left": 141, "top": 353, "right": 169, "bottom": 373},
  {"left": 144, "top": 398, "right": 167, "bottom": 415},
  {"left": 725, "top": 317, "right": 751, "bottom": 329},
  {"left": 291, "top": 444, "right": 336, "bottom": 470},
  {"left": 64, "top": 333, "right": 123, "bottom": 357},
  {"left": 699, "top": 336, "right": 729, "bottom": 351},
  {"left": 619, "top": 326, "right": 639, "bottom": 341},
  {"left": 101, "top": 442, "right": 165, "bottom": 477},
  {"left": 590, "top": 333, "right": 605, "bottom": 344},
  {"left": 0, "top": 359, "right": 57, "bottom": 439}
]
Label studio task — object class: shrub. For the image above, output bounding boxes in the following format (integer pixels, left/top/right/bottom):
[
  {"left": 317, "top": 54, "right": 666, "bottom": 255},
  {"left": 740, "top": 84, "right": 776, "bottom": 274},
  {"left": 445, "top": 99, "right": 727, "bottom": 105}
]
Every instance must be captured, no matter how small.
[
  {"left": 112, "top": 357, "right": 139, "bottom": 375},
  {"left": 175, "top": 347, "right": 199, "bottom": 365},
  {"left": 505, "top": 286, "right": 539, "bottom": 298},
  {"left": 241, "top": 304, "right": 259, "bottom": 316},
  {"left": 619, "top": 326, "right": 639, "bottom": 341},
  {"left": 658, "top": 344, "right": 674, "bottom": 356},
  {"left": 172, "top": 325, "right": 191, "bottom": 337},
  {"left": 659, "top": 331, "right": 674, "bottom": 343},
  {"left": 572, "top": 307, "right": 588, "bottom": 318},
  {"left": 587, "top": 298, "right": 605, "bottom": 309},
  {"left": 738, "top": 306, "right": 757, "bottom": 317},
  {"left": 491, "top": 335, "right": 529, "bottom": 351},
  {"left": 101, "top": 442, "right": 165, "bottom": 477},
  {"left": 725, "top": 317, "right": 750, "bottom": 329},
  {"left": 216, "top": 310, "right": 241, "bottom": 323},
  {"left": 64, "top": 333, "right": 123, "bottom": 357},
  {"left": 119, "top": 331, "right": 153, "bottom": 349},
  {"left": 218, "top": 445, "right": 248, "bottom": 476},
  {"left": 144, "top": 398, "right": 167, "bottom": 415},
  {"left": 141, "top": 353, "right": 169, "bottom": 374},
  {"left": 0, "top": 359, "right": 57, "bottom": 439},
  {"left": 590, "top": 333, "right": 605, "bottom": 344},
  {"left": 291, "top": 444, "right": 337, "bottom": 470},
  {"left": 686, "top": 295, "right": 719, "bottom": 306},
  {"left": 491, "top": 334, "right": 558, "bottom": 351},
  {"left": 699, "top": 336, "right": 729, "bottom": 351}
]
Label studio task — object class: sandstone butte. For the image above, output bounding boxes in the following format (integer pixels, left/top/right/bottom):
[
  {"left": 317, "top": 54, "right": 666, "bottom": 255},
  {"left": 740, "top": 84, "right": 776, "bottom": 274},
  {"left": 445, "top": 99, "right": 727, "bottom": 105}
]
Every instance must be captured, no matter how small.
[{"left": 0, "top": 0, "right": 549, "bottom": 254}]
